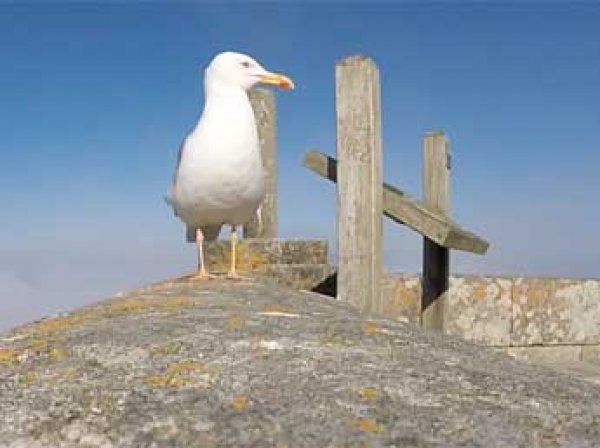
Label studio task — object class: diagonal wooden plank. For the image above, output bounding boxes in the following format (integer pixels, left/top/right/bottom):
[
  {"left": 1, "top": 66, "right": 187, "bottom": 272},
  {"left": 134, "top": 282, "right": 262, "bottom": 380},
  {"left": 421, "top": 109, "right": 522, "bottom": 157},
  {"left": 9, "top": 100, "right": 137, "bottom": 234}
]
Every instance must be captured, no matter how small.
[{"left": 303, "top": 150, "right": 490, "bottom": 255}]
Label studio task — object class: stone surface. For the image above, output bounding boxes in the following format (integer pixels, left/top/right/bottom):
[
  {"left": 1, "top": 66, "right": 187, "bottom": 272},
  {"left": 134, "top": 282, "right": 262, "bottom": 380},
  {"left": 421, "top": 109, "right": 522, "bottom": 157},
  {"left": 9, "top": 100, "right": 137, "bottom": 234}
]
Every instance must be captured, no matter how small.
[
  {"left": 2, "top": 278, "right": 600, "bottom": 447},
  {"left": 505, "top": 346, "right": 583, "bottom": 365},
  {"left": 380, "top": 274, "right": 421, "bottom": 325},
  {"left": 511, "top": 277, "right": 558, "bottom": 346},
  {"left": 205, "top": 238, "right": 328, "bottom": 272},
  {"left": 504, "top": 346, "right": 600, "bottom": 386},
  {"left": 582, "top": 345, "right": 600, "bottom": 365},
  {"left": 203, "top": 238, "right": 332, "bottom": 291},
  {"left": 446, "top": 276, "right": 513, "bottom": 346},
  {"left": 511, "top": 278, "right": 600, "bottom": 346},
  {"left": 260, "top": 264, "right": 335, "bottom": 291},
  {"left": 380, "top": 275, "right": 600, "bottom": 347}
]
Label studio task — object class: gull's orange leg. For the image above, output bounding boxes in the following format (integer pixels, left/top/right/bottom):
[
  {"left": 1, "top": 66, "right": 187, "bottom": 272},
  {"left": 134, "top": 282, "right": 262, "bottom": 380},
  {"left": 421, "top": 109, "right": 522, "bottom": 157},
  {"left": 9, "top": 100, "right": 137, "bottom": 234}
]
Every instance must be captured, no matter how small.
[{"left": 192, "top": 228, "right": 216, "bottom": 280}]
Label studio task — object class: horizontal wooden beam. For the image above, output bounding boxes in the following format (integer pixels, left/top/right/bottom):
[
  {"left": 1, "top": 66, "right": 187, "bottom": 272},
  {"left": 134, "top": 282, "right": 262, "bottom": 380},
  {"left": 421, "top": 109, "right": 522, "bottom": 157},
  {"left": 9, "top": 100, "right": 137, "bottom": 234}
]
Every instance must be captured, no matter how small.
[{"left": 303, "top": 150, "right": 490, "bottom": 255}]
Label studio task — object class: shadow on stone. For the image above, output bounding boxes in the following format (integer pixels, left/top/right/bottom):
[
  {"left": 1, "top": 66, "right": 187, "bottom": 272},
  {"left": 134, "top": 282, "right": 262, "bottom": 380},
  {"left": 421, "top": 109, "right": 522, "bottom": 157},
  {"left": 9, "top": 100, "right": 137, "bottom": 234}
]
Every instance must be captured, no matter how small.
[{"left": 311, "top": 271, "right": 337, "bottom": 297}]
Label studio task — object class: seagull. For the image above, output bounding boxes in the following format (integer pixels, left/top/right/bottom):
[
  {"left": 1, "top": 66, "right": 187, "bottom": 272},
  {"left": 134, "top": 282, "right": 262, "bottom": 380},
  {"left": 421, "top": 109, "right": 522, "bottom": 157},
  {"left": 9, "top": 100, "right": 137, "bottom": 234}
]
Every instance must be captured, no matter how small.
[{"left": 166, "top": 51, "right": 294, "bottom": 279}]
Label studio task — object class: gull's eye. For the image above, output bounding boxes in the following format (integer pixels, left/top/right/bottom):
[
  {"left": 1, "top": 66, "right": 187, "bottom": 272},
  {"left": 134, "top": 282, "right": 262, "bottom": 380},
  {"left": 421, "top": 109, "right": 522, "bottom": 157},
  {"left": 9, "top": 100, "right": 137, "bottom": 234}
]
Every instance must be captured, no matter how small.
[{"left": 241, "top": 61, "right": 251, "bottom": 69}]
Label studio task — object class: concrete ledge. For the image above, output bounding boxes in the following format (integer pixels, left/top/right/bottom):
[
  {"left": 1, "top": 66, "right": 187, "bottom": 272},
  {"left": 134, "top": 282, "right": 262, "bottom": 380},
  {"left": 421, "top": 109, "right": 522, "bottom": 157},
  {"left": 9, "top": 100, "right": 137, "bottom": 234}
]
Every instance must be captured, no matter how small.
[
  {"left": 382, "top": 275, "right": 600, "bottom": 347},
  {"left": 380, "top": 274, "right": 421, "bottom": 325},
  {"left": 205, "top": 239, "right": 328, "bottom": 272},
  {"left": 582, "top": 345, "right": 600, "bottom": 365},
  {"left": 511, "top": 278, "right": 600, "bottom": 345},
  {"left": 202, "top": 238, "right": 332, "bottom": 292},
  {"left": 258, "top": 264, "right": 335, "bottom": 291},
  {"left": 446, "top": 276, "right": 513, "bottom": 346}
]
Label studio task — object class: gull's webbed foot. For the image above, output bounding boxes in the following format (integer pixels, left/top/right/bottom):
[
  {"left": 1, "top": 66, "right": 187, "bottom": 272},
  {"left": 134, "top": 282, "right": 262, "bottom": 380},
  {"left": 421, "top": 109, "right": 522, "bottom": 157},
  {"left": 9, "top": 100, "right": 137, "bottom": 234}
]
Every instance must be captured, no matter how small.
[
  {"left": 190, "top": 268, "right": 218, "bottom": 281},
  {"left": 225, "top": 270, "right": 252, "bottom": 281}
]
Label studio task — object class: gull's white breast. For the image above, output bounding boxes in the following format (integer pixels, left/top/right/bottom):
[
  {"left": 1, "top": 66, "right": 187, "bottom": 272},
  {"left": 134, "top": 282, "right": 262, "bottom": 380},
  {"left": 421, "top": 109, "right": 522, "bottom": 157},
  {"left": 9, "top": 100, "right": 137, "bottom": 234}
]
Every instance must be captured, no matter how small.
[{"left": 171, "top": 89, "right": 265, "bottom": 227}]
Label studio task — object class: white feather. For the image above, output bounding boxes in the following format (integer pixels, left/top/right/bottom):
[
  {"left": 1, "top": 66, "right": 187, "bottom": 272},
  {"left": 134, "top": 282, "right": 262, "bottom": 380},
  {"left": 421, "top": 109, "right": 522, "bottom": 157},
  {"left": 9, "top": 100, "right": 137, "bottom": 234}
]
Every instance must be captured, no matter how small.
[{"left": 167, "top": 52, "right": 269, "bottom": 241}]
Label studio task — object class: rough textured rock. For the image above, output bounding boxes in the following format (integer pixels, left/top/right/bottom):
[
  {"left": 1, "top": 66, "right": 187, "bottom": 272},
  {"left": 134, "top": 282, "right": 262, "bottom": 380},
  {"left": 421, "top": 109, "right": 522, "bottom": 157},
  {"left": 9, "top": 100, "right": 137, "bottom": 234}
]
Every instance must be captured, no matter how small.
[
  {"left": 1, "top": 278, "right": 600, "bottom": 447},
  {"left": 511, "top": 278, "right": 600, "bottom": 346},
  {"left": 380, "top": 274, "right": 421, "bottom": 325},
  {"left": 203, "top": 238, "right": 333, "bottom": 292},
  {"left": 506, "top": 346, "right": 584, "bottom": 365},
  {"left": 446, "top": 276, "right": 513, "bottom": 346},
  {"left": 382, "top": 275, "right": 600, "bottom": 348},
  {"left": 582, "top": 345, "right": 600, "bottom": 364},
  {"left": 205, "top": 238, "right": 328, "bottom": 271},
  {"left": 503, "top": 346, "right": 600, "bottom": 385}
]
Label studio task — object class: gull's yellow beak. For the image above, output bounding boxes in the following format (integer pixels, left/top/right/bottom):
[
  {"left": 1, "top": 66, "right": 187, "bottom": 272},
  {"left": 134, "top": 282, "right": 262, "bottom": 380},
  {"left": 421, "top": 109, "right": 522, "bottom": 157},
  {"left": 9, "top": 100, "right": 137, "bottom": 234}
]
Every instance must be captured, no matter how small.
[{"left": 259, "top": 72, "right": 295, "bottom": 90}]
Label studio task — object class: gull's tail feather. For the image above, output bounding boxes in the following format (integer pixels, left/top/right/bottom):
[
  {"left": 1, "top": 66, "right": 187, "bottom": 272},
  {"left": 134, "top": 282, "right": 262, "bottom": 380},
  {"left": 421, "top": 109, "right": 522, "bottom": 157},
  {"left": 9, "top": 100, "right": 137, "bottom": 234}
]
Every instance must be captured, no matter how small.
[
  {"left": 186, "top": 226, "right": 196, "bottom": 243},
  {"left": 203, "top": 225, "right": 222, "bottom": 241}
]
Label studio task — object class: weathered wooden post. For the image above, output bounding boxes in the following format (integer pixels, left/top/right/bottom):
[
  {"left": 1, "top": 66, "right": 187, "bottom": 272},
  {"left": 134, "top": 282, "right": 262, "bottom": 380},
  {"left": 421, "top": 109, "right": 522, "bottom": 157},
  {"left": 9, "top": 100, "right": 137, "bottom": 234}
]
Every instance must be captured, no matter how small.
[
  {"left": 245, "top": 88, "right": 277, "bottom": 238},
  {"left": 421, "top": 132, "right": 451, "bottom": 331},
  {"left": 335, "top": 56, "right": 383, "bottom": 314}
]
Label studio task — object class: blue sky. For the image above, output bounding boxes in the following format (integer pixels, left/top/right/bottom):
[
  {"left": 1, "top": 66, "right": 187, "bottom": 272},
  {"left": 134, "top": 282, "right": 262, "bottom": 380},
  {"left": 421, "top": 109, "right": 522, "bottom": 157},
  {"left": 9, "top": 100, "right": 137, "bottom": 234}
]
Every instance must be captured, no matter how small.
[{"left": 1, "top": 3, "right": 599, "bottom": 330}]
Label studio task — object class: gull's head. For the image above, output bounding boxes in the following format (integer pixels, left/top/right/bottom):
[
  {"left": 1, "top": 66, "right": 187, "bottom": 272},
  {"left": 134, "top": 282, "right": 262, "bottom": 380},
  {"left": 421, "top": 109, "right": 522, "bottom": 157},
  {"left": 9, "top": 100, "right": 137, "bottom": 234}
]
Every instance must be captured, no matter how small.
[{"left": 205, "top": 51, "right": 294, "bottom": 91}]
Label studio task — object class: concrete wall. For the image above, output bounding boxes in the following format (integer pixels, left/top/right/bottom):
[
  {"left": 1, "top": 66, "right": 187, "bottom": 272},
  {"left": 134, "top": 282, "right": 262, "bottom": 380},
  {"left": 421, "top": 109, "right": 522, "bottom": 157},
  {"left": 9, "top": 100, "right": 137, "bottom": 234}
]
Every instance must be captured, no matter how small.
[{"left": 382, "top": 274, "right": 600, "bottom": 363}]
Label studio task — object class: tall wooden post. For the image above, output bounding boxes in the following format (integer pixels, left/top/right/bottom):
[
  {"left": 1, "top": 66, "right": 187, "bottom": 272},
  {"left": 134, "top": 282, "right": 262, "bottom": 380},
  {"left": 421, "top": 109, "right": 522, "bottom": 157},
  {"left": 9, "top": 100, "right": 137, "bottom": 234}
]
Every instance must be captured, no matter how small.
[
  {"left": 421, "top": 132, "right": 451, "bottom": 331},
  {"left": 335, "top": 56, "right": 383, "bottom": 314},
  {"left": 245, "top": 89, "right": 277, "bottom": 238}
]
